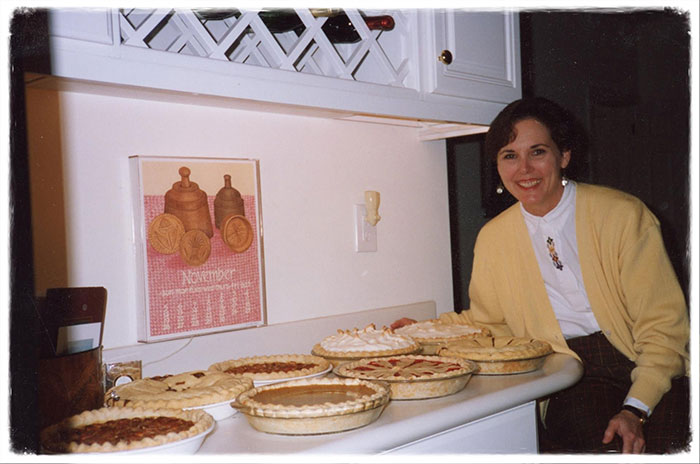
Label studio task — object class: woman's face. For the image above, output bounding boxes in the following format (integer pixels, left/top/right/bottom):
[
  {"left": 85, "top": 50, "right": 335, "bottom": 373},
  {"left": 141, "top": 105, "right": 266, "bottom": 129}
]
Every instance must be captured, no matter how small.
[{"left": 496, "top": 118, "right": 571, "bottom": 217}]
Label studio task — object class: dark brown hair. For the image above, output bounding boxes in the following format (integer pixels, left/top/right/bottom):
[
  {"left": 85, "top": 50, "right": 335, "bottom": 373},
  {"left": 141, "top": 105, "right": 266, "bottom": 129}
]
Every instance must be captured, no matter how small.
[{"left": 484, "top": 97, "right": 587, "bottom": 162}]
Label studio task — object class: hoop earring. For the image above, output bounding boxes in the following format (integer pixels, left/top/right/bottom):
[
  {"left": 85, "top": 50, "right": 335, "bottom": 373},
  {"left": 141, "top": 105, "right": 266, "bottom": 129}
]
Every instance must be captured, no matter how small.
[{"left": 496, "top": 183, "right": 504, "bottom": 194}]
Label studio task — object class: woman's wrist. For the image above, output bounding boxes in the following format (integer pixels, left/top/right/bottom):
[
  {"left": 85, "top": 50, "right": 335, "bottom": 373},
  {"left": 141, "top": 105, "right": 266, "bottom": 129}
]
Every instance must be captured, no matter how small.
[{"left": 621, "top": 405, "right": 648, "bottom": 425}]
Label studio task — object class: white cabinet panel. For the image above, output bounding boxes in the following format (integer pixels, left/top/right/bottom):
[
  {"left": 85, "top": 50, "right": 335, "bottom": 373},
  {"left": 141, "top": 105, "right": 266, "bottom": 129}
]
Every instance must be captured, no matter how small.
[
  {"left": 384, "top": 401, "right": 538, "bottom": 454},
  {"left": 426, "top": 10, "right": 521, "bottom": 104},
  {"left": 47, "top": 9, "right": 114, "bottom": 44}
]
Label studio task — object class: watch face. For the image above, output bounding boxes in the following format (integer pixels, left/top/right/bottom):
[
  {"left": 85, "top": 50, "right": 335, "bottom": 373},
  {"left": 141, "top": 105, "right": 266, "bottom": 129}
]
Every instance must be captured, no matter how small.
[{"left": 221, "top": 214, "right": 253, "bottom": 253}]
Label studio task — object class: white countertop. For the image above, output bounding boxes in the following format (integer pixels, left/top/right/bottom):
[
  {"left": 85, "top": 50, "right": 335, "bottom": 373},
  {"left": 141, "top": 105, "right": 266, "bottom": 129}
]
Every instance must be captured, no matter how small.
[{"left": 197, "top": 353, "right": 582, "bottom": 455}]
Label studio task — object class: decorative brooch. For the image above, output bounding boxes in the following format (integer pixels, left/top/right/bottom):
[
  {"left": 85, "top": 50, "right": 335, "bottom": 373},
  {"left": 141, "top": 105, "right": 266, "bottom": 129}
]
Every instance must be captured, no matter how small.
[{"left": 546, "top": 237, "right": 564, "bottom": 271}]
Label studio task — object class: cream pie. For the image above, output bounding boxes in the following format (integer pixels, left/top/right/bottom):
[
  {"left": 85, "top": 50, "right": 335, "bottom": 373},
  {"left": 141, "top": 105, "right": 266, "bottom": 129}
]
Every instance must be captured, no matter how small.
[
  {"left": 334, "top": 354, "right": 477, "bottom": 399},
  {"left": 233, "top": 377, "right": 390, "bottom": 435},
  {"left": 209, "top": 354, "right": 330, "bottom": 382},
  {"left": 437, "top": 336, "right": 553, "bottom": 375},
  {"left": 311, "top": 323, "right": 421, "bottom": 366},
  {"left": 105, "top": 369, "right": 253, "bottom": 409},
  {"left": 40, "top": 406, "right": 214, "bottom": 453},
  {"left": 394, "top": 319, "right": 491, "bottom": 354}
]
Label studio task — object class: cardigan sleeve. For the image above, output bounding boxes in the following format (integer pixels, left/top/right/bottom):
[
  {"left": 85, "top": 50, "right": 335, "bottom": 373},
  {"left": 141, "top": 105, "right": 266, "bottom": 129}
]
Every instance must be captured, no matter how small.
[
  {"left": 439, "top": 228, "right": 513, "bottom": 337},
  {"left": 616, "top": 206, "right": 689, "bottom": 411}
]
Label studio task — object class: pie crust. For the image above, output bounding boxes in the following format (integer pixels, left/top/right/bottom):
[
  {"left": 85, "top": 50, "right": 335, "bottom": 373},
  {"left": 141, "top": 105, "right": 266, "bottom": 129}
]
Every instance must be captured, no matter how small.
[
  {"left": 233, "top": 377, "right": 391, "bottom": 435},
  {"left": 394, "top": 319, "right": 491, "bottom": 354},
  {"left": 40, "top": 406, "right": 214, "bottom": 454},
  {"left": 311, "top": 324, "right": 421, "bottom": 367},
  {"left": 334, "top": 354, "right": 478, "bottom": 400},
  {"left": 437, "top": 336, "right": 553, "bottom": 375},
  {"left": 208, "top": 354, "right": 331, "bottom": 381},
  {"left": 105, "top": 370, "right": 253, "bottom": 409}
]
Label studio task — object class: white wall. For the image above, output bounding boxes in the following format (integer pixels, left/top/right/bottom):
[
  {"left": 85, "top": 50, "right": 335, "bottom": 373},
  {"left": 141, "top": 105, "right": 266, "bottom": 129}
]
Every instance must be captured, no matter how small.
[{"left": 25, "top": 87, "right": 454, "bottom": 352}]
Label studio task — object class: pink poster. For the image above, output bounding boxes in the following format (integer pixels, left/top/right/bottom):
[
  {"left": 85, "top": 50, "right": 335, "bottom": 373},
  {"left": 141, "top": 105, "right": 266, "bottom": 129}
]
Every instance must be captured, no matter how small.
[{"left": 130, "top": 156, "right": 266, "bottom": 342}]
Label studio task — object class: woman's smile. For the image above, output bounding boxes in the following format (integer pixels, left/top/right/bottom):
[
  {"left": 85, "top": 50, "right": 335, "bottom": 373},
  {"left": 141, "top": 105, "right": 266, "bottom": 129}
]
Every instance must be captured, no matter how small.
[{"left": 496, "top": 118, "right": 570, "bottom": 216}]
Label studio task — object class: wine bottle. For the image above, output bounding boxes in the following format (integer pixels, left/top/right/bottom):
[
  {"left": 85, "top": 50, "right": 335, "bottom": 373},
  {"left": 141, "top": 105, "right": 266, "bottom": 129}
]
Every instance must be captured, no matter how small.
[
  {"left": 257, "top": 10, "right": 395, "bottom": 43},
  {"left": 322, "top": 13, "right": 395, "bottom": 43}
]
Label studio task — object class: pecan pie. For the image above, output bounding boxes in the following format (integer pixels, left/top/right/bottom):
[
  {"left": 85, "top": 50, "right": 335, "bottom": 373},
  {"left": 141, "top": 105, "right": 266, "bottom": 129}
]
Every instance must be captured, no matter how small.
[
  {"left": 334, "top": 354, "right": 477, "bottom": 399},
  {"left": 233, "top": 377, "right": 390, "bottom": 435},
  {"left": 105, "top": 370, "right": 253, "bottom": 409},
  {"left": 40, "top": 406, "right": 214, "bottom": 453},
  {"left": 394, "top": 319, "right": 491, "bottom": 354},
  {"left": 209, "top": 354, "right": 330, "bottom": 382},
  {"left": 311, "top": 323, "right": 421, "bottom": 366},
  {"left": 437, "top": 336, "right": 553, "bottom": 375}
]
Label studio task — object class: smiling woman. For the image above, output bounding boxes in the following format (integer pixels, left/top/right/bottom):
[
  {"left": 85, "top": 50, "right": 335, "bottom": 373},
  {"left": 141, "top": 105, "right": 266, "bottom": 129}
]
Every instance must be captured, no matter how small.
[{"left": 429, "top": 96, "right": 691, "bottom": 454}]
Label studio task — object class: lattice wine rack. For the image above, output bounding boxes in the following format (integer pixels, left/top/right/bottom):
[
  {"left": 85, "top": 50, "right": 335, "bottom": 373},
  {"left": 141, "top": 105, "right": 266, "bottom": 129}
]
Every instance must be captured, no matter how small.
[{"left": 118, "top": 8, "right": 412, "bottom": 87}]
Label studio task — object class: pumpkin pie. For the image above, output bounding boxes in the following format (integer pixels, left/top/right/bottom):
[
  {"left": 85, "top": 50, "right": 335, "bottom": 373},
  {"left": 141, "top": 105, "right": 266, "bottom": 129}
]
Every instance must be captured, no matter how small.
[
  {"left": 40, "top": 406, "right": 214, "bottom": 453},
  {"left": 233, "top": 377, "right": 390, "bottom": 435}
]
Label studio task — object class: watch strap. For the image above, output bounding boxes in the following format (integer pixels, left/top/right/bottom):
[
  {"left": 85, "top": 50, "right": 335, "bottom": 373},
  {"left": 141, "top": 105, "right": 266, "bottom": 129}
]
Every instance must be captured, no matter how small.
[{"left": 622, "top": 404, "right": 648, "bottom": 425}]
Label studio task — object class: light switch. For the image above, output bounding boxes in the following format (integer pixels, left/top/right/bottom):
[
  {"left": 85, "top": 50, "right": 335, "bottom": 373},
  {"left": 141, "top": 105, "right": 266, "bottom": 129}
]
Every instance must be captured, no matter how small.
[{"left": 354, "top": 204, "right": 377, "bottom": 252}]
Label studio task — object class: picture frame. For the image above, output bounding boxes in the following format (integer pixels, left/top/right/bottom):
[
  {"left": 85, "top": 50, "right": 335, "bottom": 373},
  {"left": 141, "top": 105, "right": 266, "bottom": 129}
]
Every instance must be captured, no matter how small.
[{"left": 130, "top": 156, "right": 266, "bottom": 342}]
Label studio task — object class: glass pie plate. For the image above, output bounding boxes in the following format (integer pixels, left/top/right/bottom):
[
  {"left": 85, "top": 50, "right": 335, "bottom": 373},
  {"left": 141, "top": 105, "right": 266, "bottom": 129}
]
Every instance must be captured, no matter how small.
[
  {"left": 333, "top": 355, "right": 478, "bottom": 400},
  {"left": 232, "top": 377, "right": 391, "bottom": 435}
]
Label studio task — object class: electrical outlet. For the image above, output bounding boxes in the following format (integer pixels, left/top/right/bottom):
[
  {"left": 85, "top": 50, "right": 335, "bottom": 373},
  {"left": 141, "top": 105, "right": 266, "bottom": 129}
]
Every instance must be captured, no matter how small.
[
  {"left": 354, "top": 204, "right": 377, "bottom": 252},
  {"left": 104, "top": 360, "right": 142, "bottom": 391}
]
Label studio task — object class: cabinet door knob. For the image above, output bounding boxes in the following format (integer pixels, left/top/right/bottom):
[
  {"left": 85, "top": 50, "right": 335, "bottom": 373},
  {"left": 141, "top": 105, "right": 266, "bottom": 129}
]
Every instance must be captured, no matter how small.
[{"left": 438, "top": 49, "right": 453, "bottom": 65}]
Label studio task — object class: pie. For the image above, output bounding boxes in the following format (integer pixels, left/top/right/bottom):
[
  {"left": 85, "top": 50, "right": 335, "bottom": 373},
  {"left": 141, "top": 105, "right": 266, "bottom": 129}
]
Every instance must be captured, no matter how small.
[
  {"left": 311, "top": 323, "right": 421, "bottom": 366},
  {"left": 40, "top": 406, "right": 214, "bottom": 453},
  {"left": 105, "top": 370, "right": 253, "bottom": 409},
  {"left": 437, "top": 336, "right": 553, "bottom": 375},
  {"left": 334, "top": 354, "right": 478, "bottom": 399},
  {"left": 208, "top": 354, "right": 330, "bottom": 382},
  {"left": 233, "top": 377, "right": 391, "bottom": 435},
  {"left": 394, "top": 319, "right": 491, "bottom": 354}
]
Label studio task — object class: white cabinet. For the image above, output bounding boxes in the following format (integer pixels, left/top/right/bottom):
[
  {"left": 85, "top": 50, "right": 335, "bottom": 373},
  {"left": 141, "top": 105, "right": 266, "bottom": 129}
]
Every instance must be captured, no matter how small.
[
  {"left": 383, "top": 402, "right": 538, "bottom": 454},
  {"left": 37, "top": 8, "right": 520, "bottom": 129},
  {"left": 420, "top": 9, "right": 521, "bottom": 124}
]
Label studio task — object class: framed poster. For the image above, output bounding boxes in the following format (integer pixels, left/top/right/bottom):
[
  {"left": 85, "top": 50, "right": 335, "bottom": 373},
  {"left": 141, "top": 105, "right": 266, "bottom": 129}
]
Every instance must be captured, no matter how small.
[{"left": 130, "top": 156, "right": 266, "bottom": 342}]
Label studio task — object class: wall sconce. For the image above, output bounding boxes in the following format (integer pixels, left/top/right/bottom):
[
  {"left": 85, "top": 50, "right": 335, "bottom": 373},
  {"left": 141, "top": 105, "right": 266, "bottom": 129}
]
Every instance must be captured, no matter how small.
[{"left": 364, "top": 190, "right": 381, "bottom": 226}]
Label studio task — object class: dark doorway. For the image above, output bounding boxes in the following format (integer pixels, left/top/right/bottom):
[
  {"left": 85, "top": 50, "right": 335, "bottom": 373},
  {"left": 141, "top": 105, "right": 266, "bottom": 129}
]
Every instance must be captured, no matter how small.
[{"left": 448, "top": 9, "right": 691, "bottom": 309}]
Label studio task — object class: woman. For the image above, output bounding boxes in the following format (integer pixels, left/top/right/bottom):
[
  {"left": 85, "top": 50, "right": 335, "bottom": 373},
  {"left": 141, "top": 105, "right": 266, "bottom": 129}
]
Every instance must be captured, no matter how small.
[{"left": 395, "top": 97, "right": 690, "bottom": 454}]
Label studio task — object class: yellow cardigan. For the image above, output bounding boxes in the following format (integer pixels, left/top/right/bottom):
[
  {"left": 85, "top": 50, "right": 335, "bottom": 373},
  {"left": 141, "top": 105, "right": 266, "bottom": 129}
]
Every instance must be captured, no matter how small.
[{"left": 441, "top": 183, "right": 689, "bottom": 411}]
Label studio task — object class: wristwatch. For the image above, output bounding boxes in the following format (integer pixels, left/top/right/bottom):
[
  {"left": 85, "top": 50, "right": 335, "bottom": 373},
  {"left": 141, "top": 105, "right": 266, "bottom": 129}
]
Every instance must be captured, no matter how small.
[{"left": 622, "top": 405, "right": 648, "bottom": 425}]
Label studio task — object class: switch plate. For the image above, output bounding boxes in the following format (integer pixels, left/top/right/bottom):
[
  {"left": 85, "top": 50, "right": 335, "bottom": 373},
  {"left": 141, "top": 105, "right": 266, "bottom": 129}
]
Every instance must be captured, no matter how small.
[
  {"left": 104, "top": 360, "right": 142, "bottom": 391},
  {"left": 355, "top": 204, "right": 377, "bottom": 252}
]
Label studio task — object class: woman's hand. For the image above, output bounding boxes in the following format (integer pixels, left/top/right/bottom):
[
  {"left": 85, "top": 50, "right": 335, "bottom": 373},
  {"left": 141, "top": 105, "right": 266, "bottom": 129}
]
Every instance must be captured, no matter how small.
[
  {"left": 602, "top": 409, "right": 646, "bottom": 453},
  {"left": 390, "top": 317, "right": 416, "bottom": 330}
]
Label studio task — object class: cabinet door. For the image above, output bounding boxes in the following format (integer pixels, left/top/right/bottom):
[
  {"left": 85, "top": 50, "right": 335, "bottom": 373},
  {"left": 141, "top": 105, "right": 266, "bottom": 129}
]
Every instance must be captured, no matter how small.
[{"left": 427, "top": 10, "right": 521, "bottom": 104}]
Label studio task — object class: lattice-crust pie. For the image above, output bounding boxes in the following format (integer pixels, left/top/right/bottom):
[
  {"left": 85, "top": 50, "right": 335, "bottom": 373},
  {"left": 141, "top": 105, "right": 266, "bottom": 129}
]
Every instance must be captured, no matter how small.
[
  {"left": 105, "top": 370, "right": 253, "bottom": 409},
  {"left": 209, "top": 354, "right": 330, "bottom": 381},
  {"left": 40, "top": 406, "right": 214, "bottom": 453},
  {"left": 394, "top": 319, "right": 491, "bottom": 354},
  {"left": 311, "top": 324, "right": 421, "bottom": 366},
  {"left": 334, "top": 355, "right": 478, "bottom": 400},
  {"left": 233, "top": 377, "right": 391, "bottom": 435},
  {"left": 438, "top": 336, "right": 553, "bottom": 375}
]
